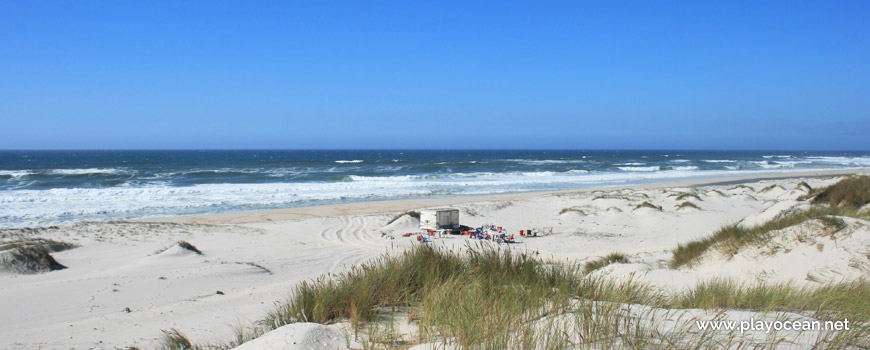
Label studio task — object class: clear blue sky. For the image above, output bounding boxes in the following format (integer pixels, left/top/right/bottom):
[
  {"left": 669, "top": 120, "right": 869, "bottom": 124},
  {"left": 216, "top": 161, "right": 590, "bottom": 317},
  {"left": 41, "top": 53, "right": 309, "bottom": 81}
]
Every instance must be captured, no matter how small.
[{"left": 1, "top": 1, "right": 868, "bottom": 150}]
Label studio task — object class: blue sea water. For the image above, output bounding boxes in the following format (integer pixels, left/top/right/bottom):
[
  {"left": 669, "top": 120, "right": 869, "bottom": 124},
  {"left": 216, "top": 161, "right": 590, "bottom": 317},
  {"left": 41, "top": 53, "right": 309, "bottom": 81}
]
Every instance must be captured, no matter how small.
[{"left": 1, "top": 150, "right": 869, "bottom": 228}]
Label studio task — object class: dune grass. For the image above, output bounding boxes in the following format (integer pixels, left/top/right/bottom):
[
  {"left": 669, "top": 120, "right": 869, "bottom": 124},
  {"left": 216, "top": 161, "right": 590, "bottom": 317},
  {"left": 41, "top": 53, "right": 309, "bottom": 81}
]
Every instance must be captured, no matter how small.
[
  {"left": 385, "top": 211, "right": 421, "bottom": 225},
  {"left": 796, "top": 181, "right": 813, "bottom": 192},
  {"left": 758, "top": 184, "right": 780, "bottom": 193},
  {"left": 0, "top": 238, "right": 77, "bottom": 253},
  {"left": 583, "top": 252, "right": 629, "bottom": 274},
  {"left": 592, "top": 192, "right": 648, "bottom": 201},
  {"left": 177, "top": 241, "right": 202, "bottom": 255},
  {"left": 154, "top": 240, "right": 203, "bottom": 255},
  {"left": 729, "top": 184, "right": 755, "bottom": 191},
  {"left": 1, "top": 245, "right": 67, "bottom": 273},
  {"left": 675, "top": 201, "right": 701, "bottom": 210},
  {"left": 159, "top": 328, "right": 194, "bottom": 350},
  {"left": 672, "top": 176, "right": 870, "bottom": 269},
  {"left": 160, "top": 242, "right": 870, "bottom": 349},
  {"left": 634, "top": 201, "right": 662, "bottom": 211},
  {"left": 708, "top": 189, "right": 727, "bottom": 197},
  {"left": 669, "top": 278, "right": 870, "bottom": 346},
  {"left": 810, "top": 175, "right": 870, "bottom": 208},
  {"left": 670, "top": 192, "right": 702, "bottom": 201},
  {"left": 1, "top": 238, "right": 75, "bottom": 274},
  {"left": 670, "top": 206, "right": 867, "bottom": 269},
  {"left": 558, "top": 207, "right": 588, "bottom": 215},
  {"left": 671, "top": 279, "right": 870, "bottom": 322},
  {"left": 165, "top": 245, "right": 674, "bottom": 349}
]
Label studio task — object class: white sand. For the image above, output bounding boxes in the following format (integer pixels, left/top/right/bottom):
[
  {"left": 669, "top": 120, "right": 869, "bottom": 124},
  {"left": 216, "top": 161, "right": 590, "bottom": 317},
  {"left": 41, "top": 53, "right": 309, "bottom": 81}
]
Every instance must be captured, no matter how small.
[{"left": 0, "top": 169, "right": 867, "bottom": 349}]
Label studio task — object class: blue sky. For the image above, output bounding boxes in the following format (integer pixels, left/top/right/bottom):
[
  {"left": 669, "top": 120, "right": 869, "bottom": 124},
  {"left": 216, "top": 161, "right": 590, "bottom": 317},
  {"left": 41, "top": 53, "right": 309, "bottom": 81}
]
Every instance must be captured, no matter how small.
[{"left": 1, "top": 1, "right": 868, "bottom": 150}]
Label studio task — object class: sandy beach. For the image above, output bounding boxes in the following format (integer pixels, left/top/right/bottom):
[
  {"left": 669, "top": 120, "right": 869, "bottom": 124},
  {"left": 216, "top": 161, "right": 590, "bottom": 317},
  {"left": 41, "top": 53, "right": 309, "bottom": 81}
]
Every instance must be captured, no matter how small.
[{"left": 1, "top": 169, "right": 868, "bottom": 349}]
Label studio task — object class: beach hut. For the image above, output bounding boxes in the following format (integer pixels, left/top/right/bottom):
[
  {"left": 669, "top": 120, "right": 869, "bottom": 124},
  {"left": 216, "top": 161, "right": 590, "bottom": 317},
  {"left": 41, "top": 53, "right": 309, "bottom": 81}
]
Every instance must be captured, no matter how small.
[{"left": 419, "top": 208, "right": 460, "bottom": 231}]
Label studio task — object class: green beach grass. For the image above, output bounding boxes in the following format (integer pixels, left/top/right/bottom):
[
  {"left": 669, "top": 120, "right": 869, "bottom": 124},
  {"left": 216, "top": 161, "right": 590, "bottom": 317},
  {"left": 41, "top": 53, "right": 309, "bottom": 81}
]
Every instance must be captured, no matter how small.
[
  {"left": 161, "top": 244, "right": 869, "bottom": 349},
  {"left": 671, "top": 176, "right": 870, "bottom": 269}
]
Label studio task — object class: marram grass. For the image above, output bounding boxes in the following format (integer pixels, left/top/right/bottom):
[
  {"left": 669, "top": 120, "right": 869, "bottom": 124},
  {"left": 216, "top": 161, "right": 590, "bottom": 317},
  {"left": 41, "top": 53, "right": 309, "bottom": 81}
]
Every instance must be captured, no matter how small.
[
  {"left": 670, "top": 205, "right": 868, "bottom": 269},
  {"left": 161, "top": 240, "right": 870, "bottom": 349},
  {"left": 583, "top": 252, "right": 629, "bottom": 274}
]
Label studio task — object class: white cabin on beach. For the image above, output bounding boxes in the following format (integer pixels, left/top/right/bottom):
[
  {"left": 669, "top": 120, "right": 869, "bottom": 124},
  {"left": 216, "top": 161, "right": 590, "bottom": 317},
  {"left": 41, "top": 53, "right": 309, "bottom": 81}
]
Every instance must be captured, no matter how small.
[{"left": 419, "top": 208, "right": 460, "bottom": 231}]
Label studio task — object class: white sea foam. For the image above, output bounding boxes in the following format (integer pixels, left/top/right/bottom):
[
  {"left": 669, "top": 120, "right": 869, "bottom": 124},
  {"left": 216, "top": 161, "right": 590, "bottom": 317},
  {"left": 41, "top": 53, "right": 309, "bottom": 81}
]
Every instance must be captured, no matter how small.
[
  {"left": 752, "top": 160, "right": 813, "bottom": 169},
  {"left": 334, "top": 160, "right": 364, "bottom": 164},
  {"left": 702, "top": 160, "right": 736, "bottom": 163},
  {"left": 0, "top": 170, "right": 34, "bottom": 178},
  {"left": 50, "top": 168, "right": 130, "bottom": 175},
  {"left": 505, "top": 159, "right": 586, "bottom": 165},
  {"left": 618, "top": 166, "right": 660, "bottom": 172},
  {"left": 806, "top": 156, "right": 870, "bottom": 167},
  {"left": 670, "top": 166, "right": 699, "bottom": 171},
  {"left": 615, "top": 162, "right": 646, "bottom": 166}
]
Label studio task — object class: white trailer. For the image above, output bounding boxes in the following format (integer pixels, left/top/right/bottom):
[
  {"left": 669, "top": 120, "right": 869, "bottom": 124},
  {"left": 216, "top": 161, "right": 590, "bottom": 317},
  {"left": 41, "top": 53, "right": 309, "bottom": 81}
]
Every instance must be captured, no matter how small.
[{"left": 419, "top": 208, "right": 460, "bottom": 231}]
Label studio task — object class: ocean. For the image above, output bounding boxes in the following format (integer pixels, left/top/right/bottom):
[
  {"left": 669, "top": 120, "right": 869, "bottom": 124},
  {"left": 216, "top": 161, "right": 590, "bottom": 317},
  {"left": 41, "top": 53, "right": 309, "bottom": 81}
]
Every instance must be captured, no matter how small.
[{"left": 2, "top": 150, "right": 869, "bottom": 228}]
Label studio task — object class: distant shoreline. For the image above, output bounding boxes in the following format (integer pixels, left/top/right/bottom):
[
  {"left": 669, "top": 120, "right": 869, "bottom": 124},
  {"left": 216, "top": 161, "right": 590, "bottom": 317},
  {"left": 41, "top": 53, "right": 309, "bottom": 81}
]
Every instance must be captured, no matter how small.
[{"left": 139, "top": 168, "right": 868, "bottom": 225}]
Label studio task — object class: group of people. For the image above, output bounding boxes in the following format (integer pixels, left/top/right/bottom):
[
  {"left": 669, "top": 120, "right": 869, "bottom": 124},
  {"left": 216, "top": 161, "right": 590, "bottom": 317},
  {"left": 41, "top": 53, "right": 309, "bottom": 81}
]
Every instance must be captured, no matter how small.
[
  {"left": 411, "top": 224, "right": 537, "bottom": 244},
  {"left": 470, "top": 225, "right": 516, "bottom": 243}
]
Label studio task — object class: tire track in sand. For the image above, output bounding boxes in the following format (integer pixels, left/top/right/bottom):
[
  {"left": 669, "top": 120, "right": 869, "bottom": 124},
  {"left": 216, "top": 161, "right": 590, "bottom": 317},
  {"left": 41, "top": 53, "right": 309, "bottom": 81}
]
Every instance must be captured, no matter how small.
[{"left": 319, "top": 215, "right": 389, "bottom": 272}]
